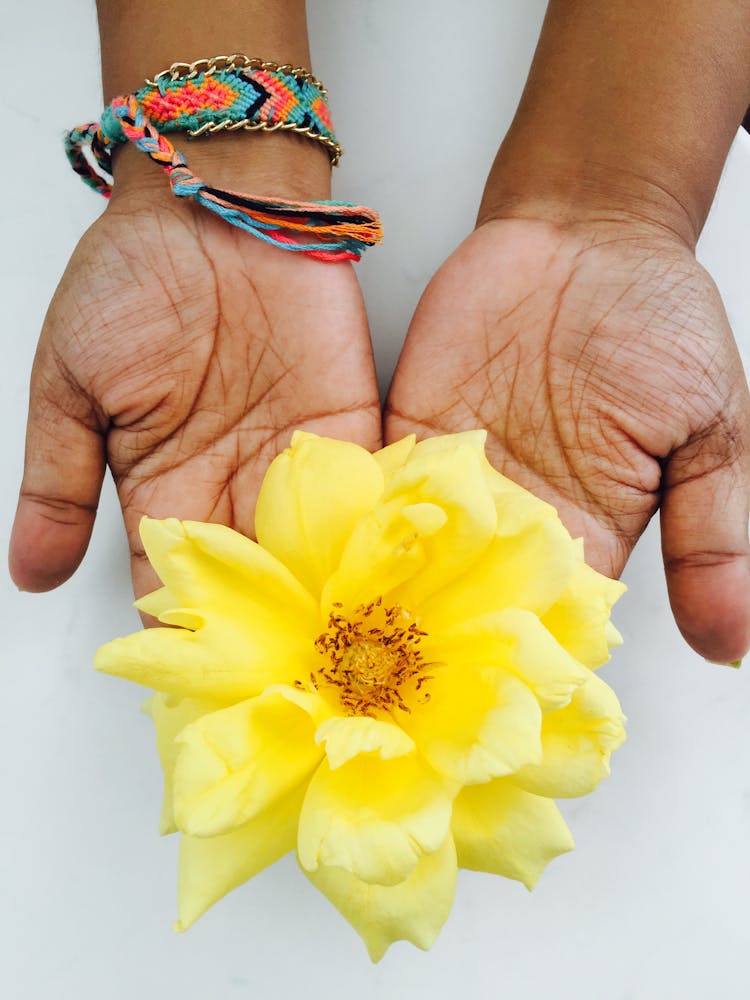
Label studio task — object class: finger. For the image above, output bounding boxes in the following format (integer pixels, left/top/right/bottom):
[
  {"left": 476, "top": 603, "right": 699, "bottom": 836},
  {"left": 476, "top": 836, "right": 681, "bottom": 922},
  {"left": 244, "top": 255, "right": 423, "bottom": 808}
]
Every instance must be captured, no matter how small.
[
  {"left": 9, "top": 349, "right": 106, "bottom": 592},
  {"left": 661, "top": 414, "right": 750, "bottom": 664}
]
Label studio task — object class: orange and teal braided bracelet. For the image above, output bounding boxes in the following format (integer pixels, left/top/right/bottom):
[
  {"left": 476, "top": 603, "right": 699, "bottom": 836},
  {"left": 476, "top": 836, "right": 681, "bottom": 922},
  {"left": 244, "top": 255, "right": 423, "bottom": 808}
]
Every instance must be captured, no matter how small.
[{"left": 65, "top": 55, "right": 382, "bottom": 263}]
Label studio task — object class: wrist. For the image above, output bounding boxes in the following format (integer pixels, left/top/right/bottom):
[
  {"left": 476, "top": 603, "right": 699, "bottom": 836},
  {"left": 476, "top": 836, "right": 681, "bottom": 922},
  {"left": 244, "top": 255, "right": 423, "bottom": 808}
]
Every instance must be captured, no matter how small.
[
  {"left": 477, "top": 0, "right": 750, "bottom": 251},
  {"left": 478, "top": 136, "right": 700, "bottom": 249},
  {"left": 108, "top": 128, "right": 332, "bottom": 207},
  {"left": 97, "top": 0, "right": 327, "bottom": 203}
]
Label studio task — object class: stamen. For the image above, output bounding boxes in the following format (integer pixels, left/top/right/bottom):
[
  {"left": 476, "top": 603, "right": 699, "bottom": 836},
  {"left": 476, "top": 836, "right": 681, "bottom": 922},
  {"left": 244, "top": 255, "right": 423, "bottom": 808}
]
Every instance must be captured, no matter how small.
[{"left": 309, "top": 600, "right": 432, "bottom": 717}]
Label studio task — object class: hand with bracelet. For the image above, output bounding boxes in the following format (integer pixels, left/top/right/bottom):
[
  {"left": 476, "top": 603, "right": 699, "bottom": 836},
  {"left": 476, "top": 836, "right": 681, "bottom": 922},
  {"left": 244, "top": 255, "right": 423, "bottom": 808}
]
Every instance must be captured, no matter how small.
[
  {"left": 8, "top": 0, "right": 382, "bottom": 601},
  {"left": 9, "top": 0, "right": 750, "bottom": 667}
]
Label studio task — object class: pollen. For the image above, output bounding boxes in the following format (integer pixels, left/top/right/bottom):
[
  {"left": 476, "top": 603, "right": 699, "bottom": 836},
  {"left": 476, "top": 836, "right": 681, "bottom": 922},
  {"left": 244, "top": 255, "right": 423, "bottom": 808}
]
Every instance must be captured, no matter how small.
[{"left": 309, "top": 598, "right": 433, "bottom": 717}]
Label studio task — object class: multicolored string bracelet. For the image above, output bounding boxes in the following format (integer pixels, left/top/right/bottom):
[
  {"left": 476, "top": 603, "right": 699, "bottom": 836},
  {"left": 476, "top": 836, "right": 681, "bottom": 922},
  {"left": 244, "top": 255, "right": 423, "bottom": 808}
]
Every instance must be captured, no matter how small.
[{"left": 65, "top": 55, "right": 382, "bottom": 263}]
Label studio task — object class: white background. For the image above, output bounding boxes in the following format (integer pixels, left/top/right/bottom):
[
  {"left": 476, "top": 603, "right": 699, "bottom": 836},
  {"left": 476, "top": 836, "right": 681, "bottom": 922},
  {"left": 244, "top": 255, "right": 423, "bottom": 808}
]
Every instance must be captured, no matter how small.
[{"left": 2, "top": 2, "right": 750, "bottom": 998}]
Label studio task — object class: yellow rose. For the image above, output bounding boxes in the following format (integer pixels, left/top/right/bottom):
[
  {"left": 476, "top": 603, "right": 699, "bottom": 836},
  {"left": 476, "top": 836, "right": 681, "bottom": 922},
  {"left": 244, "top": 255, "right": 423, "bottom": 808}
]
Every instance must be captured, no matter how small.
[{"left": 96, "top": 430, "right": 626, "bottom": 961}]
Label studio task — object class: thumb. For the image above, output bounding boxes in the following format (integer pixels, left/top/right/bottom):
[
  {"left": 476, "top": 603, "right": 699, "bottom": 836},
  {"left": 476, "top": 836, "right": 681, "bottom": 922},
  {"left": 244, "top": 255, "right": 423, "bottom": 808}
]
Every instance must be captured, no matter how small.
[
  {"left": 9, "top": 346, "right": 106, "bottom": 592},
  {"left": 661, "top": 414, "right": 750, "bottom": 665}
]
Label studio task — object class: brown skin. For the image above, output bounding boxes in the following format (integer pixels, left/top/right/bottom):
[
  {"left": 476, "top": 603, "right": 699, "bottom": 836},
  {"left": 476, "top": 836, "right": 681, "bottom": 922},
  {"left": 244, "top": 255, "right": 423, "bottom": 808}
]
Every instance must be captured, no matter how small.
[
  {"left": 9, "top": 1, "right": 750, "bottom": 663},
  {"left": 387, "top": 0, "right": 750, "bottom": 664}
]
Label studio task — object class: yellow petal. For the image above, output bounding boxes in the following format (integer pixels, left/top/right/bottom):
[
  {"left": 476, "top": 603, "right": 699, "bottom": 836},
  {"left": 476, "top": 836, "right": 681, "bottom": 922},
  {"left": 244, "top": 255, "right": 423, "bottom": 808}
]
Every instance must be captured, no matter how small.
[
  {"left": 401, "top": 502, "right": 449, "bottom": 535},
  {"left": 479, "top": 453, "right": 560, "bottom": 535},
  {"left": 156, "top": 608, "right": 206, "bottom": 630},
  {"left": 325, "top": 435, "right": 498, "bottom": 610},
  {"left": 134, "top": 585, "right": 179, "bottom": 620},
  {"left": 304, "top": 834, "right": 457, "bottom": 962},
  {"left": 320, "top": 497, "right": 432, "bottom": 610},
  {"left": 139, "top": 517, "right": 318, "bottom": 632},
  {"left": 172, "top": 686, "right": 327, "bottom": 837},
  {"left": 541, "top": 559, "right": 626, "bottom": 668},
  {"left": 176, "top": 785, "right": 304, "bottom": 931},
  {"left": 513, "top": 671, "right": 626, "bottom": 798},
  {"left": 411, "top": 429, "right": 488, "bottom": 458},
  {"left": 419, "top": 516, "right": 576, "bottom": 627},
  {"left": 95, "top": 619, "right": 313, "bottom": 700},
  {"left": 388, "top": 436, "right": 498, "bottom": 607},
  {"left": 254, "top": 432, "right": 385, "bottom": 598},
  {"left": 297, "top": 754, "right": 453, "bottom": 886},
  {"left": 427, "top": 608, "right": 589, "bottom": 712},
  {"left": 452, "top": 778, "right": 574, "bottom": 888},
  {"left": 373, "top": 435, "right": 416, "bottom": 483},
  {"left": 606, "top": 621, "right": 624, "bottom": 649},
  {"left": 399, "top": 666, "right": 542, "bottom": 784},
  {"left": 142, "top": 692, "right": 223, "bottom": 835},
  {"left": 315, "top": 716, "right": 415, "bottom": 770},
  {"left": 108, "top": 519, "right": 322, "bottom": 696},
  {"left": 135, "top": 587, "right": 206, "bottom": 632}
]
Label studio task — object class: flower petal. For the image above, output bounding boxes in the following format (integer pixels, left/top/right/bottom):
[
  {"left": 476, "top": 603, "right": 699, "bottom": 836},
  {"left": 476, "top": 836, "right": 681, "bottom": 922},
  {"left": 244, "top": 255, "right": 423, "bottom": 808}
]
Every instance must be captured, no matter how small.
[
  {"left": 142, "top": 692, "right": 223, "bottom": 835},
  {"left": 401, "top": 502, "right": 449, "bottom": 535},
  {"left": 373, "top": 435, "right": 416, "bottom": 483},
  {"left": 427, "top": 608, "right": 590, "bottom": 712},
  {"left": 139, "top": 517, "right": 318, "bottom": 632},
  {"left": 297, "top": 754, "right": 453, "bottom": 886},
  {"left": 325, "top": 435, "right": 498, "bottom": 610},
  {"left": 399, "top": 666, "right": 543, "bottom": 784},
  {"left": 102, "top": 518, "right": 323, "bottom": 697},
  {"left": 254, "top": 432, "right": 385, "bottom": 597},
  {"left": 95, "top": 620, "right": 313, "bottom": 700},
  {"left": 134, "top": 586, "right": 179, "bottom": 620},
  {"left": 541, "top": 555, "right": 626, "bottom": 668},
  {"left": 172, "top": 686, "right": 328, "bottom": 837},
  {"left": 304, "top": 834, "right": 457, "bottom": 962},
  {"left": 606, "top": 621, "right": 624, "bottom": 649},
  {"left": 452, "top": 778, "right": 574, "bottom": 888},
  {"left": 419, "top": 516, "right": 576, "bottom": 628},
  {"left": 513, "top": 671, "right": 626, "bottom": 798},
  {"left": 388, "top": 435, "right": 498, "bottom": 607},
  {"left": 479, "top": 453, "right": 560, "bottom": 535},
  {"left": 411, "top": 429, "right": 487, "bottom": 458},
  {"left": 320, "top": 498, "right": 432, "bottom": 610},
  {"left": 175, "top": 785, "right": 304, "bottom": 931},
  {"left": 315, "top": 716, "right": 415, "bottom": 770}
]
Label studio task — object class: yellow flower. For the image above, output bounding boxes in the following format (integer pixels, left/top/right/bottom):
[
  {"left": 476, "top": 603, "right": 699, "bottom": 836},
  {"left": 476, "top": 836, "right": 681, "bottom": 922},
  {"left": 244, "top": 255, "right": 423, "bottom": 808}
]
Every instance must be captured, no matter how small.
[{"left": 95, "top": 431, "right": 626, "bottom": 961}]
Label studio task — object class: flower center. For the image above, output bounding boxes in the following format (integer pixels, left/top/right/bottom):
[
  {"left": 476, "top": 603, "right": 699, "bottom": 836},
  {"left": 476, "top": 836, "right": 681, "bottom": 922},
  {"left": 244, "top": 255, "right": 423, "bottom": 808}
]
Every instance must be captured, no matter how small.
[{"left": 309, "top": 598, "right": 432, "bottom": 717}]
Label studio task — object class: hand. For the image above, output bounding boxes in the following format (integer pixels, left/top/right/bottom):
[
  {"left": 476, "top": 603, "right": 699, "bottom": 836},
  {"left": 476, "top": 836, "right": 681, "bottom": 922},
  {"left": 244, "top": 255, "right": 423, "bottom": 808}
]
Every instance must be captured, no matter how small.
[
  {"left": 9, "top": 154, "right": 381, "bottom": 600},
  {"left": 386, "top": 214, "right": 750, "bottom": 664}
]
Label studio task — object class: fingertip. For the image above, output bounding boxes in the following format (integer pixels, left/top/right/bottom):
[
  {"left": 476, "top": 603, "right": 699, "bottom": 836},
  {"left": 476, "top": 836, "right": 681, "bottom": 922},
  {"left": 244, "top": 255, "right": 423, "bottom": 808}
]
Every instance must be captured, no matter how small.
[
  {"left": 666, "top": 555, "right": 750, "bottom": 665},
  {"left": 9, "top": 497, "right": 96, "bottom": 592}
]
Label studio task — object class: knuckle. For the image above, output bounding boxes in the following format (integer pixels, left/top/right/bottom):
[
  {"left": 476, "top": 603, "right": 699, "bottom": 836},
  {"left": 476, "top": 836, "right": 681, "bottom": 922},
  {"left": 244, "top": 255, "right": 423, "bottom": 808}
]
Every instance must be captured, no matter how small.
[
  {"left": 667, "top": 411, "right": 746, "bottom": 486},
  {"left": 19, "top": 492, "right": 97, "bottom": 526},
  {"left": 663, "top": 548, "right": 746, "bottom": 574}
]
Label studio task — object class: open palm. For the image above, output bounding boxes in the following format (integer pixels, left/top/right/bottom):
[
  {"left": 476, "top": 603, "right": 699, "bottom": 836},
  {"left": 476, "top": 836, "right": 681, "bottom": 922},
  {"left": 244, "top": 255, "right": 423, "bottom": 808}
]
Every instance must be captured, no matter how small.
[
  {"left": 387, "top": 218, "right": 750, "bottom": 662},
  {"left": 10, "top": 193, "right": 381, "bottom": 599}
]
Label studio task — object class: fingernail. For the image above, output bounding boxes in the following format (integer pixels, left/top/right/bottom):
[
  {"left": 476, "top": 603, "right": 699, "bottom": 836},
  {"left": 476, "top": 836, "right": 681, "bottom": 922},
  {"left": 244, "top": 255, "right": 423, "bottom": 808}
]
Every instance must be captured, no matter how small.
[{"left": 706, "top": 658, "right": 743, "bottom": 669}]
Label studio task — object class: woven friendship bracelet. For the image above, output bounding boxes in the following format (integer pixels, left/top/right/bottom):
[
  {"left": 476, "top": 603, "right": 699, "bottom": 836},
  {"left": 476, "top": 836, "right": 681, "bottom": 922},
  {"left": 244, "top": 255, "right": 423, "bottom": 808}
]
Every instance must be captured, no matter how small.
[
  {"left": 65, "top": 55, "right": 381, "bottom": 262},
  {"left": 111, "top": 56, "right": 342, "bottom": 165}
]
